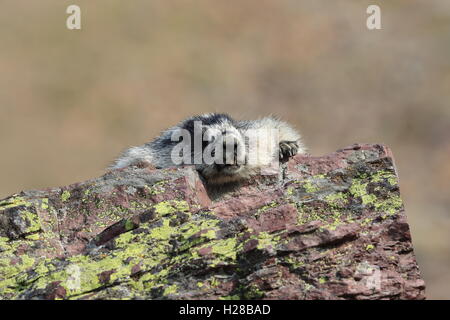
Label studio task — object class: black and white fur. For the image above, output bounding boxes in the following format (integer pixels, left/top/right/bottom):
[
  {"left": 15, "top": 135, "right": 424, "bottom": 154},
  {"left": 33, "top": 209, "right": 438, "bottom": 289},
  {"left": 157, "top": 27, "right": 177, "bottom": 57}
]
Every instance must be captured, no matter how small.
[{"left": 112, "top": 113, "right": 305, "bottom": 185}]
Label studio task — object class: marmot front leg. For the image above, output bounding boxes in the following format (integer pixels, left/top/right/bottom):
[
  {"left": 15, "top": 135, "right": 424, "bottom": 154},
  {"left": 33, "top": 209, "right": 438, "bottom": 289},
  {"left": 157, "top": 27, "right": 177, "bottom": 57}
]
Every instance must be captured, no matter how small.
[{"left": 279, "top": 141, "right": 299, "bottom": 162}]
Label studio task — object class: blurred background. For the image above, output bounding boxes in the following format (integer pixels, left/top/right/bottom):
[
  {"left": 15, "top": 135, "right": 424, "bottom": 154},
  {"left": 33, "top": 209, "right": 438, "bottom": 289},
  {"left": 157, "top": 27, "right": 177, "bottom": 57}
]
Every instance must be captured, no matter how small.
[{"left": 0, "top": 0, "right": 449, "bottom": 298}]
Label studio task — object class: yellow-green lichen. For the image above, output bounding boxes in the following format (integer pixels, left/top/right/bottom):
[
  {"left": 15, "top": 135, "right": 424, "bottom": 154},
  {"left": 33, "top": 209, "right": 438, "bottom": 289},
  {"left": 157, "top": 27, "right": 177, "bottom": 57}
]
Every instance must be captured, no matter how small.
[
  {"left": 40, "top": 198, "right": 49, "bottom": 210},
  {"left": 254, "top": 232, "right": 281, "bottom": 250},
  {"left": 293, "top": 174, "right": 327, "bottom": 194},
  {"left": 349, "top": 173, "right": 402, "bottom": 215},
  {"left": 370, "top": 170, "right": 398, "bottom": 186},
  {"left": 256, "top": 201, "right": 278, "bottom": 214},
  {"left": 349, "top": 180, "right": 368, "bottom": 198},
  {"left": 149, "top": 219, "right": 175, "bottom": 240},
  {"left": 0, "top": 198, "right": 224, "bottom": 298},
  {"left": 374, "top": 194, "right": 403, "bottom": 215},
  {"left": 210, "top": 277, "right": 220, "bottom": 287},
  {"left": 361, "top": 218, "right": 372, "bottom": 226},
  {"left": 361, "top": 194, "right": 377, "bottom": 205},
  {"left": 21, "top": 210, "right": 42, "bottom": 234},
  {"left": 320, "top": 213, "right": 344, "bottom": 231},
  {"left": 153, "top": 200, "right": 189, "bottom": 216},
  {"left": 0, "top": 196, "right": 31, "bottom": 210},
  {"left": 325, "top": 192, "right": 346, "bottom": 203},
  {"left": 210, "top": 238, "right": 238, "bottom": 260},
  {"left": 220, "top": 294, "right": 240, "bottom": 300},
  {"left": 124, "top": 219, "right": 135, "bottom": 232},
  {"left": 284, "top": 255, "right": 305, "bottom": 269},
  {"left": 178, "top": 219, "right": 219, "bottom": 240},
  {"left": 25, "top": 234, "right": 40, "bottom": 241},
  {"left": 145, "top": 180, "right": 168, "bottom": 195},
  {"left": 163, "top": 284, "right": 178, "bottom": 295},
  {"left": 243, "top": 284, "right": 264, "bottom": 299},
  {"left": 196, "top": 237, "right": 240, "bottom": 264},
  {"left": 324, "top": 192, "right": 348, "bottom": 209},
  {"left": 303, "top": 181, "right": 320, "bottom": 193},
  {"left": 61, "top": 191, "right": 71, "bottom": 202}
]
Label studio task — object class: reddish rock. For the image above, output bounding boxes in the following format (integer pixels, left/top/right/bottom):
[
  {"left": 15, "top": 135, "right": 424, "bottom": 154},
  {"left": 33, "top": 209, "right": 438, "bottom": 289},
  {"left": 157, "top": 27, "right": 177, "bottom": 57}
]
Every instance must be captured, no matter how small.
[{"left": 0, "top": 144, "right": 425, "bottom": 300}]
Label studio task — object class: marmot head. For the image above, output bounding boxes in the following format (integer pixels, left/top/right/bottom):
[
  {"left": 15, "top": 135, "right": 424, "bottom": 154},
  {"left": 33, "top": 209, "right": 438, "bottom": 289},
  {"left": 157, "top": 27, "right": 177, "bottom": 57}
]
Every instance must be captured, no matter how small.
[
  {"left": 169, "top": 113, "right": 283, "bottom": 185},
  {"left": 174, "top": 113, "right": 249, "bottom": 184}
]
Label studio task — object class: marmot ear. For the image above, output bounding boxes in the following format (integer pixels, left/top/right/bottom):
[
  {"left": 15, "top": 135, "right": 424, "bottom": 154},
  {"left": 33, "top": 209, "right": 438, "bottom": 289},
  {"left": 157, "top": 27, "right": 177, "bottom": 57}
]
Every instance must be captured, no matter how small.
[{"left": 169, "top": 128, "right": 189, "bottom": 144}]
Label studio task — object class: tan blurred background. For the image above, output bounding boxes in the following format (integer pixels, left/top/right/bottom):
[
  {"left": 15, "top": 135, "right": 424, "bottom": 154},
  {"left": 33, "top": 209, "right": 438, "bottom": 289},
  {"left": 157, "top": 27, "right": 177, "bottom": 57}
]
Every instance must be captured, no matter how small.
[{"left": 0, "top": 0, "right": 449, "bottom": 298}]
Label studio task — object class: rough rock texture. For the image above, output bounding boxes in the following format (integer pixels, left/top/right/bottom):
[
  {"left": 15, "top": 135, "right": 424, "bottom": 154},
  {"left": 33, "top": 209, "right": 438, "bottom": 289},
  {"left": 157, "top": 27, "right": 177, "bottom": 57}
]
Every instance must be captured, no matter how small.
[{"left": 0, "top": 144, "right": 425, "bottom": 300}]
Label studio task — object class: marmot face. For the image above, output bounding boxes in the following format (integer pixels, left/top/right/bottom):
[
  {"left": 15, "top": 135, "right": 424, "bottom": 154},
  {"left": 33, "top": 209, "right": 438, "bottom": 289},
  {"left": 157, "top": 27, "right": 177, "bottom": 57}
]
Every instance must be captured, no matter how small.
[
  {"left": 192, "top": 115, "right": 248, "bottom": 184},
  {"left": 196, "top": 132, "right": 245, "bottom": 182}
]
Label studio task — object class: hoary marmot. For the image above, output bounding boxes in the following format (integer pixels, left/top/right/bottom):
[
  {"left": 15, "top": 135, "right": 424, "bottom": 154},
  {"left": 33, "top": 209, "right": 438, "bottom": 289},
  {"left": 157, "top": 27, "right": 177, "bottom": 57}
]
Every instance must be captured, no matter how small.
[{"left": 112, "top": 113, "right": 305, "bottom": 185}]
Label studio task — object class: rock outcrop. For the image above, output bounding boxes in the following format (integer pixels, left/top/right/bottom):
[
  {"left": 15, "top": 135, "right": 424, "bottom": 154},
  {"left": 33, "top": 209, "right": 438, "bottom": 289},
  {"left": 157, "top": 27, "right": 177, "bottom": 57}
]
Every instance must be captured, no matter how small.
[{"left": 0, "top": 144, "right": 425, "bottom": 299}]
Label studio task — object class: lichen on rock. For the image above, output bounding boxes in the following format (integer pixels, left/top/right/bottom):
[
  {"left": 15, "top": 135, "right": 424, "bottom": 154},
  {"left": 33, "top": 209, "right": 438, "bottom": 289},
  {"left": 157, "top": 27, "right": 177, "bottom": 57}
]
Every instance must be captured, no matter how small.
[{"left": 0, "top": 144, "right": 425, "bottom": 300}]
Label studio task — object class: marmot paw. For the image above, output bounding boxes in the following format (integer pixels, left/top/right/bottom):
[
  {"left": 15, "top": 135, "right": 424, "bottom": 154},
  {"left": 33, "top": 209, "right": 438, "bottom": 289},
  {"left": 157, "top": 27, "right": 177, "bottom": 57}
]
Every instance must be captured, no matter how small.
[{"left": 279, "top": 141, "right": 298, "bottom": 162}]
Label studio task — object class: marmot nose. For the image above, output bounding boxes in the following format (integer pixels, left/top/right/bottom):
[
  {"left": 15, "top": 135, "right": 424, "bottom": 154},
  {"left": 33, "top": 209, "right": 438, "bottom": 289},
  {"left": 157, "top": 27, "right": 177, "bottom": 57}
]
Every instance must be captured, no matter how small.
[{"left": 223, "top": 140, "right": 239, "bottom": 165}]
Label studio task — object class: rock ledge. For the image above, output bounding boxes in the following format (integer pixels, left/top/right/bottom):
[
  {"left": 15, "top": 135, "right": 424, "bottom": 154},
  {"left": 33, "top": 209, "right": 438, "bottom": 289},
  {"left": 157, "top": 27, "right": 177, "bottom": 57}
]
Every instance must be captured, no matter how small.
[{"left": 0, "top": 144, "right": 425, "bottom": 299}]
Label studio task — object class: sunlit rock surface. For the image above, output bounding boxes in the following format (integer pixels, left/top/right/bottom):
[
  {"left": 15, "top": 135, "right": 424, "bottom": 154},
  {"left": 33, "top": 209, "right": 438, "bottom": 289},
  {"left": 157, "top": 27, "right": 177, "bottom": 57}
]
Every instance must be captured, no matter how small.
[{"left": 0, "top": 144, "right": 425, "bottom": 300}]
